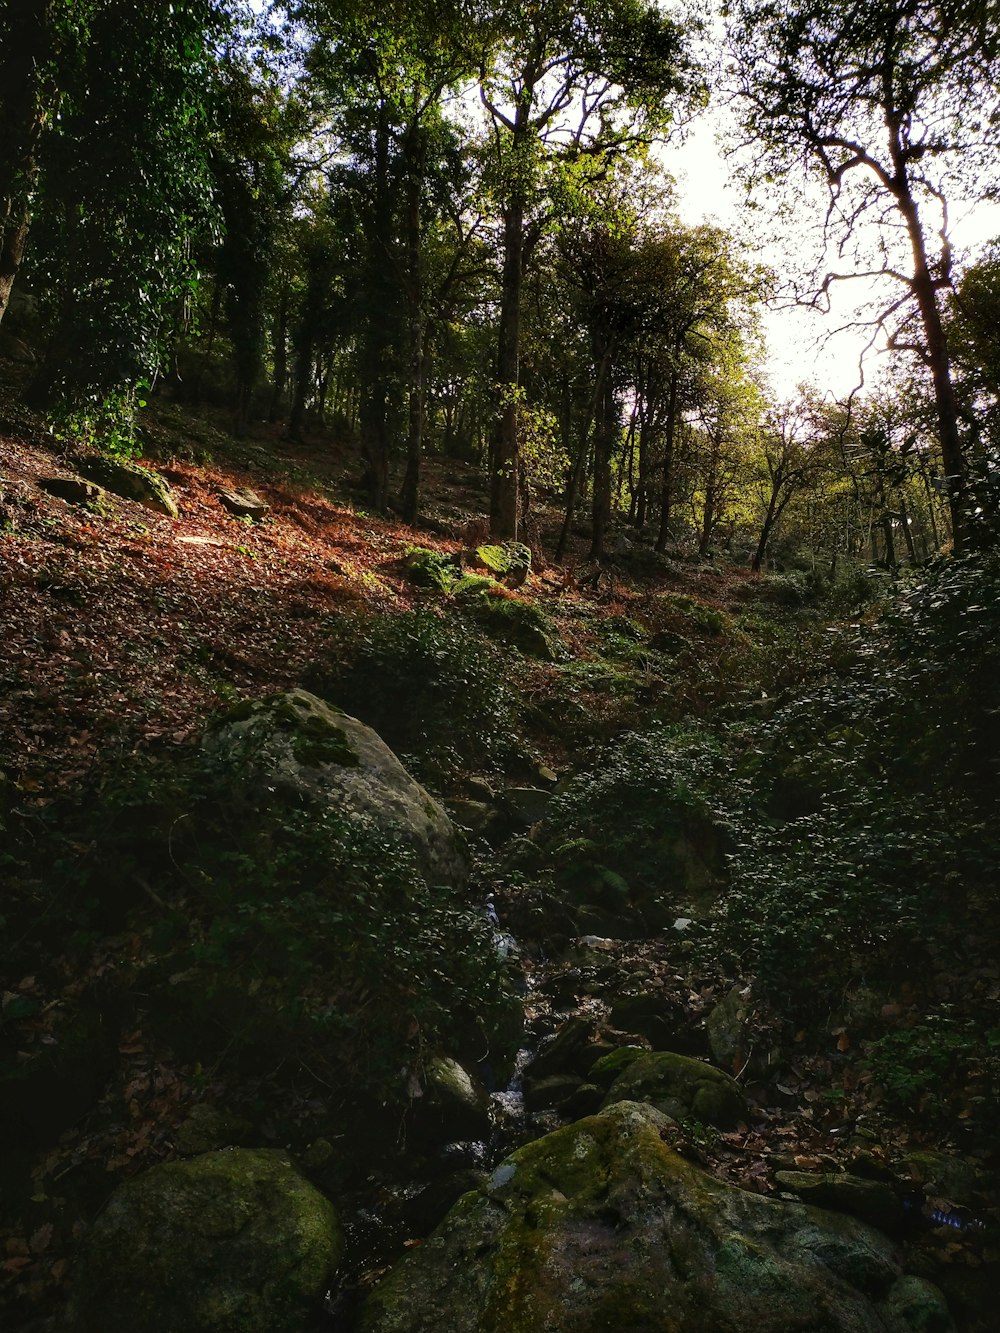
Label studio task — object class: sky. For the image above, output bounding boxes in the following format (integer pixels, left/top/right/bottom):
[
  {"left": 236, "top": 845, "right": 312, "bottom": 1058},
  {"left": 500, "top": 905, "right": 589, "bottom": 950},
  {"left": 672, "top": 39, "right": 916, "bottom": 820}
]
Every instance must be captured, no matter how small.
[{"left": 664, "top": 113, "right": 1000, "bottom": 402}]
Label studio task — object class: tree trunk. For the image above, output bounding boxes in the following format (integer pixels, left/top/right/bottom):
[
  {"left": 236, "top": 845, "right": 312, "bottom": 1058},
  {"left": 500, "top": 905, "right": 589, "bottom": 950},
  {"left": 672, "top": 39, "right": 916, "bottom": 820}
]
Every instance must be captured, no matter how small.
[
  {"left": 267, "top": 281, "right": 290, "bottom": 422},
  {"left": 490, "top": 117, "right": 529, "bottom": 540},
  {"left": 589, "top": 355, "right": 616, "bottom": 560},
  {"left": 655, "top": 368, "right": 680, "bottom": 552},
  {"left": 359, "top": 109, "right": 393, "bottom": 512},
  {"left": 400, "top": 125, "right": 425, "bottom": 525},
  {"left": 555, "top": 348, "right": 612, "bottom": 563},
  {"left": 0, "top": 0, "right": 53, "bottom": 329}
]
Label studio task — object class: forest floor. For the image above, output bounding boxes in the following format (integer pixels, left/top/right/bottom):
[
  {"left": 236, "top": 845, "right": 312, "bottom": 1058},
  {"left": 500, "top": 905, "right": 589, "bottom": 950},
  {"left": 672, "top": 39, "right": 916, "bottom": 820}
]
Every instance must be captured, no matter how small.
[{"left": 1, "top": 382, "right": 997, "bottom": 1329}]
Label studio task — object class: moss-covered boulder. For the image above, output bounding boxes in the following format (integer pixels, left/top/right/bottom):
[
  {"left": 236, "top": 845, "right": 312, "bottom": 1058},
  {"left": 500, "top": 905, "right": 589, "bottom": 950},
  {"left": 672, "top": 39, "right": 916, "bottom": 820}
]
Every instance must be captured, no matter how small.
[
  {"left": 460, "top": 590, "right": 558, "bottom": 660},
  {"left": 205, "top": 689, "right": 467, "bottom": 886},
  {"left": 71, "top": 1148, "right": 342, "bottom": 1333},
  {"left": 361, "top": 1101, "right": 951, "bottom": 1333},
  {"left": 602, "top": 1050, "right": 748, "bottom": 1129},
  {"left": 472, "top": 541, "right": 532, "bottom": 587},
  {"left": 73, "top": 453, "right": 179, "bottom": 516}
]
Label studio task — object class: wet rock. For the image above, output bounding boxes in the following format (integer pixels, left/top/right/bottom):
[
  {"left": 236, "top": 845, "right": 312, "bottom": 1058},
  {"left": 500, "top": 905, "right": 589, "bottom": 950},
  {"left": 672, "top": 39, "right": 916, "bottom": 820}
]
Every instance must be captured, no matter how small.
[
  {"left": 71, "top": 1148, "right": 342, "bottom": 1333},
  {"left": 417, "top": 1056, "right": 493, "bottom": 1143},
  {"left": 602, "top": 1050, "right": 748, "bottom": 1129},
  {"left": 774, "top": 1171, "right": 903, "bottom": 1234},
  {"left": 523, "top": 1073, "right": 584, "bottom": 1113},
  {"left": 361, "top": 1101, "right": 949, "bottom": 1333}
]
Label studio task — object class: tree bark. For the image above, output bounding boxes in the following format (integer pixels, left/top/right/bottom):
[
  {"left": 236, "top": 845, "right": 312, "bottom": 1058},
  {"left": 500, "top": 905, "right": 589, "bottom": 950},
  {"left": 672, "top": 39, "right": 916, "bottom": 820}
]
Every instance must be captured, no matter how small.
[
  {"left": 400, "top": 124, "right": 425, "bottom": 524},
  {"left": 655, "top": 367, "right": 680, "bottom": 552}
]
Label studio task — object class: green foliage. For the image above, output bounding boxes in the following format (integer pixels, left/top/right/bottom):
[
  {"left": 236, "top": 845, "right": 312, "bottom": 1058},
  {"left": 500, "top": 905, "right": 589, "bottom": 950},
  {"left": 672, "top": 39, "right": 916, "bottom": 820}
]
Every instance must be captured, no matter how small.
[
  {"left": 17, "top": 749, "right": 519, "bottom": 1104},
  {"left": 28, "top": 0, "right": 223, "bottom": 425},
  {"left": 309, "top": 610, "right": 521, "bottom": 777},
  {"left": 865, "top": 1013, "right": 1000, "bottom": 1129},
  {"left": 707, "top": 552, "right": 1000, "bottom": 1009},
  {"left": 403, "top": 545, "right": 462, "bottom": 593},
  {"left": 538, "top": 725, "right": 729, "bottom": 905}
]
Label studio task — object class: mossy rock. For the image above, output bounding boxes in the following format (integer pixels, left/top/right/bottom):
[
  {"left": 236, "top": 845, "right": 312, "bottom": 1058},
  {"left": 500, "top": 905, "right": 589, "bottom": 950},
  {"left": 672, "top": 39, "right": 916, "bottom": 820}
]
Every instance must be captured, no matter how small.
[
  {"left": 70, "top": 1148, "right": 342, "bottom": 1333},
  {"left": 404, "top": 546, "right": 460, "bottom": 592},
  {"left": 205, "top": 689, "right": 466, "bottom": 887},
  {"left": 462, "top": 593, "right": 558, "bottom": 660},
  {"left": 602, "top": 1050, "right": 747, "bottom": 1129},
  {"left": 773, "top": 1171, "right": 903, "bottom": 1233},
  {"left": 588, "top": 1045, "right": 646, "bottom": 1088},
  {"left": 472, "top": 541, "right": 531, "bottom": 585},
  {"left": 361, "top": 1100, "right": 950, "bottom": 1333},
  {"left": 73, "top": 454, "right": 179, "bottom": 517}
]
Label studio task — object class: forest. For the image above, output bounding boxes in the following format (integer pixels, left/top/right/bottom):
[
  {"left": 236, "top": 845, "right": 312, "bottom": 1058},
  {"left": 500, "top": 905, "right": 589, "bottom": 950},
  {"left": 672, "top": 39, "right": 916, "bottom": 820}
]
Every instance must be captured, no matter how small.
[{"left": 0, "top": 1, "right": 998, "bottom": 1330}]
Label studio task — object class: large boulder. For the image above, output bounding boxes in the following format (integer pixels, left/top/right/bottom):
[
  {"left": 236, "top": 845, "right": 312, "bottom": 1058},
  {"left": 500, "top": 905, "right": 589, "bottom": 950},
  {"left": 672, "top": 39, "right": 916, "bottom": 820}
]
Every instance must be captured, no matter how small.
[
  {"left": 362, "top": 1101, "right": 952, "bottom": 1333},
  {"left": 602, "top": 1049, "right": 748, "bottom": 1129},
  {"left": 206, "top": 689, "right": 467, "bottom": 886},
  {"left": 71, "top": 1148, "right": 342, "bottom": 1333}
]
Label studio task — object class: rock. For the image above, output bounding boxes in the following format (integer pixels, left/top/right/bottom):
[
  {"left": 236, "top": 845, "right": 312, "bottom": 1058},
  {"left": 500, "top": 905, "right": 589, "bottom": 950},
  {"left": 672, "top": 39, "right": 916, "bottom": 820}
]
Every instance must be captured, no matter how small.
[
  {"left": 418, "top": 1056, "right": 493, "bottom": 1142},
  {"left": 608, "top": 992, "right": 686, "bottom": 1051},
  {"left": 445, "top": 798, "right": 496, "bottom": 835},
  {"left": 706, "top": 985, "right": 753, "bottom": 1073},
  {"left": 218, "top": 487, "right": 268, "bottom": 520},
  {"left": 522, "top": 1073, "right": 585, "bottom": 1113},
  {"left": 501, "top": 786, "right": 552, "bottom": 827},
  {"left": 587, "top": 1045, "right": 647, "bottom": 1089},
  {"left": 462, "top": 592, "right": 559, "bottom": 660},
  {"left": 528, "top": 1015, "right": 601, "bottom": 1079},
  {"left": 361, "top": 1101, "right": 950, "bottom": 1333},
  {"left": 881, "top": 1276, "right": 956, "bottom": 1333},
  {"left": 774, "top": 1171, "right": 903, "bottom": 1233},
  {"left": 471, "top": 540, "right": 531, "bottom": 587},
  {"left": 73, "top": 455, "right": 179, "bottom": 516},
  {"left": 38, "top": 475, "right": 104, "bottom": 505},
  {"left": 71, "top": 1148, "right": 342, "bottom": 1333},
  {"left": 174, "top": 1103, "right": 255, "bottom": 1156},
  {"left": 895, "top": 1151, "right": 985, "bottom": 1208},
  {"left": 205, "top": 689, "right": 467, "bottom": 887},
  {"left": 602, "top": 1050, "right": 748, "bottom": 1129},
  {"left": 0, "top": 331, "right": 36, "bottom": 364}
]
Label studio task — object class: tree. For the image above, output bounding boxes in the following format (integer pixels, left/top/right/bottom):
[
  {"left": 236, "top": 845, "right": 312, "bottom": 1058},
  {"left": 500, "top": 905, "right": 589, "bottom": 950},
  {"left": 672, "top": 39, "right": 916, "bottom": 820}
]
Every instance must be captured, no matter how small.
[
  {"left": 727, "top": 0, "right": 1000, "bottom": 548},
  {"left": 479, "top": 0, "right": 699, "bottom": 538},
  {"left": 26, "top": 0, "right": 222, "bottom": 428},
  {"left": 750, "top": 393, "right": 823, "bottom": 571},
  {"left": 0, "top": 0, "right": 59, "bottom": 328}
]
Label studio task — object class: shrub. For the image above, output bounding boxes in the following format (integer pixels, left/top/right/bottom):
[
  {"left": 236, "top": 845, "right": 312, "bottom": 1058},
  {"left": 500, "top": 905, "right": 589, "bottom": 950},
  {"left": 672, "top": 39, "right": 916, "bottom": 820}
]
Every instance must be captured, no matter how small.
[{"left": 307, "top": 610, "right": 521, "bottom": 777}]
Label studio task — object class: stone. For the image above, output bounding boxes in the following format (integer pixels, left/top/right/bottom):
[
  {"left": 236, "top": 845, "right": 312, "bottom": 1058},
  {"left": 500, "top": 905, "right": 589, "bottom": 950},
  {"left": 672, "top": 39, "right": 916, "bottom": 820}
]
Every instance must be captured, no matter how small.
[
  {"left": 462, "top": 593, "right": 559, "bottom": 660},
  {"left": 608, "top": 992, "right": 686, "bottom": 1050},
  {"left": 73, "top": 454, "right": 179, "bottom": 516},
  {"left": 587, "top": 1045, "right": 647, "bottom": 1089},
  {"left": 38, "top": 475, "right": 104, "bottom": 505},
  {"left": 773, "top": 1171, "right": 903, "bottom": 1233},
  {"left": 418, "top": 1056, "right": 493, "bottom": 1142},
  {"left": 205, "top": 689, "right": 467, "bottom": 887},
  {"left": 445, "top": 798, "right": 496, "bottom": 835},
  {"left": 174, "top": 1103, "right": 255, "bottom": 1156},
  {"left": 218, "top": 487, "right": 268, "bottom": 520},
  {"left": 71, "top": 1148, "right": 342, "bottom": 1333},
  {"left": 501, "top": 786, "right": 552, "bottom": 827},
  {"left": 881, "top": 1276, "right": 956, "bottom": 1333},
  {"left": 528, "top": 1015, "right": 601, "bottom": 1080},
  {"left": 361, "top": 1101, "right": 950, "bottom": 1333},
  {"left": 706, "top": 985, "right": 753, "bottom": 1073},
  {"left": 602, "top": 1050, "right": 748, "bottom": 1129},
  {"left": 522, "top": 1073, "right": 585, "bottom": 1113}
]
